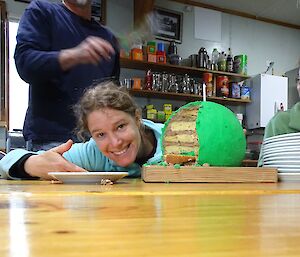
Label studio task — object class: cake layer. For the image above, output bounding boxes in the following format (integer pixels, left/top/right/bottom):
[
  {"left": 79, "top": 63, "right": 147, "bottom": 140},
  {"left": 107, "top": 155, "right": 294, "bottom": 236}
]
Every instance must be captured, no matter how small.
[
  {"left": 170, "top": 108, "right": 199, "bottom": 119},
  {"left": 169, "top": 121, "right": 196, "bottom": 131},
  {"left": 164, "top": 145, "right": 199, "bottom": 155},
  {"left": 164, "top": 142, "right": 198, "bottom": 148},
  {"left": 165, "top": 154, "right": 196, "bottom": 165},
  {"left": 164, "top": 134, "right": 198, "bottom": 143}
]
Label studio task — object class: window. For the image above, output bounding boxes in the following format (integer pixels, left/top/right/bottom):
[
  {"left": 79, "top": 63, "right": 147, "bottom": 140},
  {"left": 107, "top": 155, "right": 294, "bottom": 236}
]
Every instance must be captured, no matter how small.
[
  {"left": 0, "top": 1, "right": 8, "bottom": 123},
  {"left": 8, "top": 21, "right": 29, "bottom": 130}
]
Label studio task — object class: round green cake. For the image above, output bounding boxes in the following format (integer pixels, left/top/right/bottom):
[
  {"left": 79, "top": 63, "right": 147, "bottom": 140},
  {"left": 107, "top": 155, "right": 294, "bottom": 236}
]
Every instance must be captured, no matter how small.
[{"left": 161, "top": 101, "right": 246, "bottom": 166}]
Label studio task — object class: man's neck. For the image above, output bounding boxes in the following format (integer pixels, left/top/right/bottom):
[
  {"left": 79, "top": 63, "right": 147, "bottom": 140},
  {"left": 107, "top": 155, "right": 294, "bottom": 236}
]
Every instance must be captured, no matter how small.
[{"left": 62, "top": 0, "right": 91, "bottom": 20}]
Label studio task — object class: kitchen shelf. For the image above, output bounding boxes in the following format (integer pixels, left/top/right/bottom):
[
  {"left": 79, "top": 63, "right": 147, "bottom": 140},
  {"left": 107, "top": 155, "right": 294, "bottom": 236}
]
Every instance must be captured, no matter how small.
[
  {"left": 129, "top": 89, "right": 251, "bottom": 105},
  {"left": 121, "top": 58, "right": 250, "bottom": 83}
]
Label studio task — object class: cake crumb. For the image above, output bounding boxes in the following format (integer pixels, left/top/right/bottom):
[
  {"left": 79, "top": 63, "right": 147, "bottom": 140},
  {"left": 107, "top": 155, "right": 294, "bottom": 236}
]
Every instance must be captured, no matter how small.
[{"left": 100, "top": 179, "right": 113, "bottom": 185}]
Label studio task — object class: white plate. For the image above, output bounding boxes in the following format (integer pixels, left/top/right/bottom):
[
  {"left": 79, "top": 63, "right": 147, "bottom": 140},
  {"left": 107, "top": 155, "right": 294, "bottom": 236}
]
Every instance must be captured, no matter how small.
[
  {"left": 264, "top": 132, "right": 300, "bottom": 143},
  {"left": 264, "top": 160, "right": 300, "bottom": 164},
  {"left": 278, "top": 173, "right": 300, "bottom": 182},
  {"left": 48, "top": 172, "right": 128, "bottom": 184},
  {"left": 263, "top": 137, "right": 300, "bottom": 145},
  {"left": 262, "top": 146, "right": 300, "bottom": 155},
  {"left": 263, "top": 151, "right": 300, "bottom": 158},
  {"left": 264, "top": 135, "right": 300, "bottom": 144},
  {"left": 278, "top": 168, "right": 300, "bottom": 173},
  {"left": 263, "top": 155, "right": 300, "bottom": 161},
  {"left": 263, "top": 141, "right": 300, "bottom": 149},
  {"left": 263, "top": 163, "right": 300, "bottom": 169}
]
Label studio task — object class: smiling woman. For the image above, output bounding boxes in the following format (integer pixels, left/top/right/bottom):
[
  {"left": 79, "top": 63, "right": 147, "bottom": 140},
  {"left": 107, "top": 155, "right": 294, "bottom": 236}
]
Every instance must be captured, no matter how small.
[{"left": 0, "top": 81, "right": 164, "bottom": 180}]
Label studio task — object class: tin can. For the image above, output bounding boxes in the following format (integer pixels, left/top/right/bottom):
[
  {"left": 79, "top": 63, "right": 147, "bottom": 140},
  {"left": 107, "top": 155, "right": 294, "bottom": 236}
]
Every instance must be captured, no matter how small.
[
  {"left": 216, "top": 76, "right": 229, "bottom": 97},
  {"left": 234, "top": 55, "right": 247, "bottom": 75}
]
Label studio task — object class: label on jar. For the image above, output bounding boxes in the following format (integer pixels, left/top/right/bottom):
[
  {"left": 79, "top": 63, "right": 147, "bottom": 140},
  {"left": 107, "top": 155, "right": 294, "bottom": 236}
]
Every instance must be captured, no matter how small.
[
  {"left": 230, "top": 82, "right": 241, "bottom": 98},
  {"left": 241, "top": 86, "right": 250, "bottom": 100},
  {"left": 203, "top": 73, "right": 213, "bottom": 83},
  {"left": 216, "top": 76, "right": 229, "bottom": 97},
  {"left": 206, "top": 82, "right": 213, "bottom": 97}
]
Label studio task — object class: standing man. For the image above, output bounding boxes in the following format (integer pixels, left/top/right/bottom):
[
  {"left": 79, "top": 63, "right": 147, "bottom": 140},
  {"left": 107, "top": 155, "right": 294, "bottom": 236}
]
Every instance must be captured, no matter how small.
[{"left": 14, "top": 0, "right": 120, "bottom": 151}]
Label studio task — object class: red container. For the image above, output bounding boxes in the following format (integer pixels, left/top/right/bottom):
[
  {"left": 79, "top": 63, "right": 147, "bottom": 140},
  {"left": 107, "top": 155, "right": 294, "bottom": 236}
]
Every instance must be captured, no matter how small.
[
  {"left": 216, "top": 76, "right": 229, "bottom": 97},
  {"left": 203, "top": 73, "right": 213, "bottom": 97},
  {"left": 203, "top": 72, "right": 213, "bottom": 83}
]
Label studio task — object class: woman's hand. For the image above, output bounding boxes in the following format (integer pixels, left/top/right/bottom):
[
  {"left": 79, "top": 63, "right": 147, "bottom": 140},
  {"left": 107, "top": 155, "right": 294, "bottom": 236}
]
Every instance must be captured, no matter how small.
[{"left": 24, "top": 140, "right": 86, "bottom": 180}]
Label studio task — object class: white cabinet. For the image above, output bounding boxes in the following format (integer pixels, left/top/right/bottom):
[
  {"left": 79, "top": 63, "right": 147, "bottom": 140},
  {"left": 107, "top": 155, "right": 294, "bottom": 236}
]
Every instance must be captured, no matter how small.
[{"left": 246, "top": 74, "right": 288, "bottom": 129}]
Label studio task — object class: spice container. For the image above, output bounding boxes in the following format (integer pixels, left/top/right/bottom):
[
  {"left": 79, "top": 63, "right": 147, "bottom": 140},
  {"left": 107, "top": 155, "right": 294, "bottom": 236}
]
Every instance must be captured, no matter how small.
[
  {"left": 156, "top": 43, "right": 166, "bottom": 64},
  {"left": 147, "top": 41, "right": 156, "bottom": 54},
  {"left": 163, "top": 104, "right": 172, "bottom": 115},
  {"left": 132, "top": 77, "right": 142, "bottom": 90},
  {"left": 131, "top": 45, "right": 143, "bottom": 61},
  {"left": 147, "top": 109, "right": 157, "bottom": 120},
  {"left": 157, "top": 111, "right": 166, "bottom": 122},
  {"left": 147, "top": 41, "right": 156, "bottom": 63}
]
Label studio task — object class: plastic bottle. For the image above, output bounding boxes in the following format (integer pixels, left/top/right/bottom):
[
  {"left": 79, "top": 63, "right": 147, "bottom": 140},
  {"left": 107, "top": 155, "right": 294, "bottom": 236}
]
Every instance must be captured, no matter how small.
[
  {"left": 218, "top": 51, "right": 226, "bottom": 71},
  {"left": 226, "top": 48, "right": 234, "bottom": 72},
  {"left": 131, "top": 43, "right": 143, "bottom": 61},
  {"left": 211, "top": 48, "right": 219, "bottom": 70},
  {"left": 144, "top": 69, "right": 153, "bottom": 90},
  {"left": 167, "top": 41, "right": 177, "bottom": 55}
]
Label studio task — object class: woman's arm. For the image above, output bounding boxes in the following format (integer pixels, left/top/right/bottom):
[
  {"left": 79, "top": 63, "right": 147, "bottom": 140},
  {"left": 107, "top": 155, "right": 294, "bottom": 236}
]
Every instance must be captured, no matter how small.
[
  {"left": 0, "top": 140, "right": 86, "bottom": 180},
  {"left": 24, "top": 140, "right": 86, "bottom": 180}
]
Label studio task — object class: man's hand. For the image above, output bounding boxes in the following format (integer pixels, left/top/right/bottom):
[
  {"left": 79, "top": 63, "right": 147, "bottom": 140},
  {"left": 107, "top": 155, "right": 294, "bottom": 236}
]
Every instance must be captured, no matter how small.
[
  {"left": 24, "top": 140, "right": 86, "bottom": 180},
  {"left": 59, "top": 36, "right": 115, "bottom": 70}
]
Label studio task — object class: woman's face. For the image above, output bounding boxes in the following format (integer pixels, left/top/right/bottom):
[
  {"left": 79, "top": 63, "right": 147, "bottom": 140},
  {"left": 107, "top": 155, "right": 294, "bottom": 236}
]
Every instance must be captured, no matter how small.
[{"left": 87, "top": 108, "right": 141, "bottom": 167}]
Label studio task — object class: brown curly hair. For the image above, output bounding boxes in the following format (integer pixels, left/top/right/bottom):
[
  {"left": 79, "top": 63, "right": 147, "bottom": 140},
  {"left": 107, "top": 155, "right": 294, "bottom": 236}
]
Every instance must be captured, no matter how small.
[{"left": 73, "top": 81, "right": 142, "bottom": 141}]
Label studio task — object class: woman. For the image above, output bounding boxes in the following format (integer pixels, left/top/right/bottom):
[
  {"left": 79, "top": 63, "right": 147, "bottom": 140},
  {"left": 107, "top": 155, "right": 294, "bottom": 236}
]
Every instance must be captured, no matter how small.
[{"left": 0, "top": 82, "right": 163, "bottom": 180}]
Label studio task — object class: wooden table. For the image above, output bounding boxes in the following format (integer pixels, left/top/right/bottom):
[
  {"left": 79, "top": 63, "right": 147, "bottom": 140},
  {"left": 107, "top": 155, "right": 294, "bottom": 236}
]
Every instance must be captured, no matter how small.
[{"left": 1, "top": 179, "right": 300, "bottom": 257}]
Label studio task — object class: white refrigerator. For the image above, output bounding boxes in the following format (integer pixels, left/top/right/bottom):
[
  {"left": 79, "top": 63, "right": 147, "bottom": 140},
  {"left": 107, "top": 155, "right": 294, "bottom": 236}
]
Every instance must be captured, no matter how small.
[{"left": 246, "top": 74, "right": 288, "bottom": 129}]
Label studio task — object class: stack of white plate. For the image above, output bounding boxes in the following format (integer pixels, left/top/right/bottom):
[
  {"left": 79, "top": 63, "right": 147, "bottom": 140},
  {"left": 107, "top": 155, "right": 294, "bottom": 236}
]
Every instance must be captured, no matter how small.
[{"left": 262, "top": 132, "right": 300, "bottom": 181}]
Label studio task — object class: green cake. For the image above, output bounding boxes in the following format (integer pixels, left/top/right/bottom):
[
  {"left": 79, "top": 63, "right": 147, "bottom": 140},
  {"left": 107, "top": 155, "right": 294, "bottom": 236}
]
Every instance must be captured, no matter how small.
[{"left": 161, "top": 101, "right": 246, "bottom": 166}]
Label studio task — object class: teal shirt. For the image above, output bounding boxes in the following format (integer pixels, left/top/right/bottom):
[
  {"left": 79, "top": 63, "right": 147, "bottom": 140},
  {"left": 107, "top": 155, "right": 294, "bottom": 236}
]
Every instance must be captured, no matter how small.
[
  {"left": 258, "top": 102, "right": 300, "bottom": 166},
  {"left": 0, "top": 120, "right": 163, "bottom": 180}
]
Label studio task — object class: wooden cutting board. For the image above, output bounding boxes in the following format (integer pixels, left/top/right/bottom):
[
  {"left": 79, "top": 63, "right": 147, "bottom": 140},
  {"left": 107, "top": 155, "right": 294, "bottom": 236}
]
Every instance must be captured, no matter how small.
[{"left": 142, "top": 165, "right": 278, "bottom": 183}]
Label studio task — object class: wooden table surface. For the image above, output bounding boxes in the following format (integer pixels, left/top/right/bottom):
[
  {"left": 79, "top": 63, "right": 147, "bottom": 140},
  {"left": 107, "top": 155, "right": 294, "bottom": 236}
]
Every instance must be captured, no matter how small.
[{"left": 1, "top": 179, "right": 300, "bottom": 257}]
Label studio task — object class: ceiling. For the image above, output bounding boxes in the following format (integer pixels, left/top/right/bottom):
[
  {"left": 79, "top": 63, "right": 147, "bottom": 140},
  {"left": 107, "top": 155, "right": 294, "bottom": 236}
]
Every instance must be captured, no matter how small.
[{"left": 173, "top": 0, "right": 300, "bottom": 29}]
